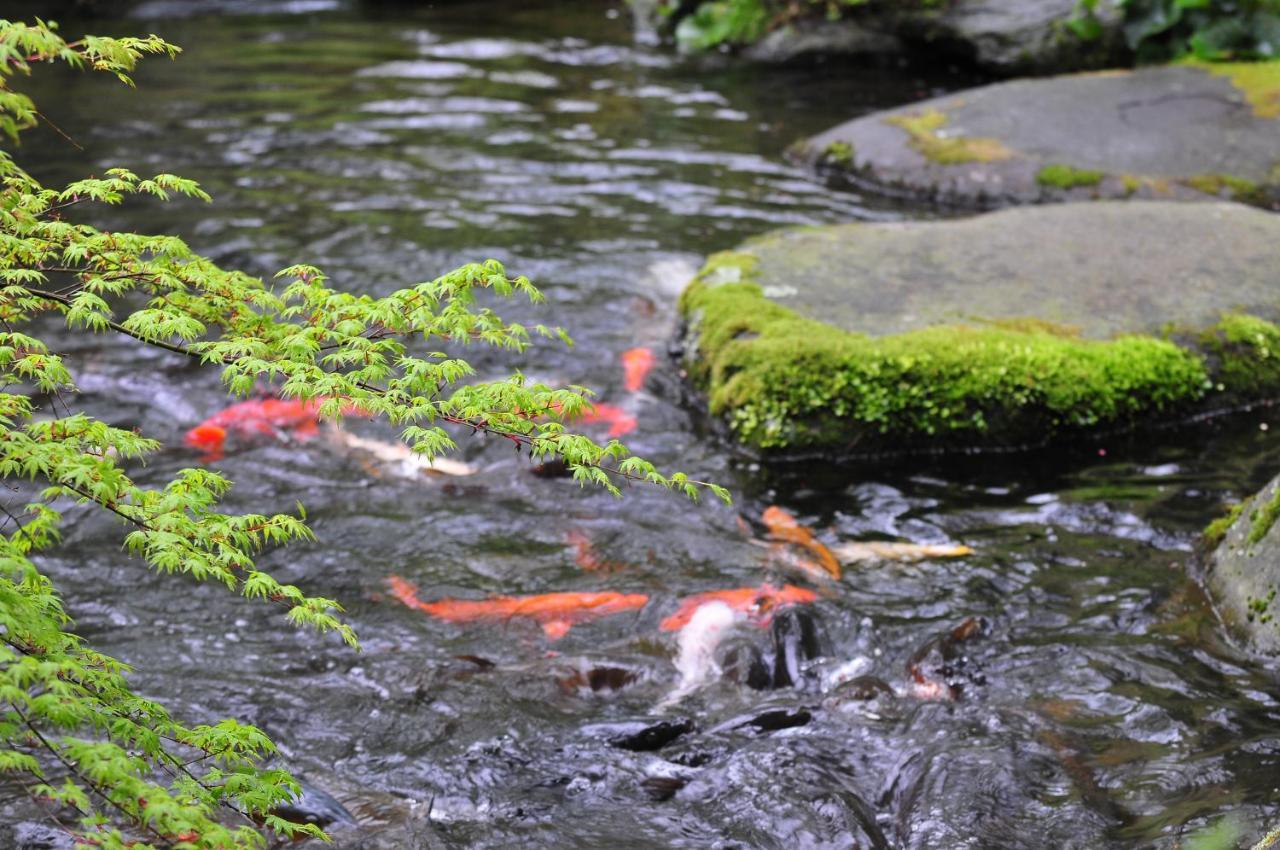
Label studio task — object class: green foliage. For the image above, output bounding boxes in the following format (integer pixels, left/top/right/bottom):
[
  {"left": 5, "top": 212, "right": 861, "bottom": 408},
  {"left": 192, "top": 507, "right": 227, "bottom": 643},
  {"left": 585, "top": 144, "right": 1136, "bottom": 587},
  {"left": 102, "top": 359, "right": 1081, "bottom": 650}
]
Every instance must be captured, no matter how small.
[
  {"left": 1074, "top": 0, "right": 1280, "bottom": 61},
  {"left": 674, "top": 0, "right": 871, "bottom": 50},
  {"left": 0, "top": 17, "right": 727, "bottom": 849},
  {"left": 679, "top": 250, "right": 1280, "bottom": 453}
]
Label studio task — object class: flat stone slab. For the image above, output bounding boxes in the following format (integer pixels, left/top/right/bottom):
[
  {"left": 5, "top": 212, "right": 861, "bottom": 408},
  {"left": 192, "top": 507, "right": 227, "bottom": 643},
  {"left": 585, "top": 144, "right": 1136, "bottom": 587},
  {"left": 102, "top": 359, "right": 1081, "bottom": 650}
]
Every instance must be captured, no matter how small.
[
  {"left": 800, "top": 63, "right": 1280, "bottom": 210},
  {"left": 1205, "top": 474, "right": 1280, "bottom": 654},
  {"left": 677, "top": 201, "right": 1280, "bottom": 454}
]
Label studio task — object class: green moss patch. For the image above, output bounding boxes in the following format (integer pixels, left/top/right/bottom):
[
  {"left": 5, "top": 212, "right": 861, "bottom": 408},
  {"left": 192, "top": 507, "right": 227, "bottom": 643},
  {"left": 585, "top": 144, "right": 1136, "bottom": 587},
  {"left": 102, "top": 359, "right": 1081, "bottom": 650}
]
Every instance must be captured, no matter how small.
[
  {"left": 1204, "top": 501, "right": 1244, "bottom": 548},
  {"left": 821, "top": 141, "right": 855, "bottom": 167},
  {"left": 884, "top": 109, "right": 1014, "bottom": 165},
  {"left": 680, "top": 252, "right": 1280, "bottom": 453},
  {"left": 1191, "top": 59, "right": 1280, "bottom": 119},
  {"left": 1181, "top": 172, "right": 1262, "bottom": 200},
  {"left": 1248, "top": 486, "right": 1280, "bottom": 546},
  {"left": 1037, "top": 164, "right": 1105, "bottom": 188}
]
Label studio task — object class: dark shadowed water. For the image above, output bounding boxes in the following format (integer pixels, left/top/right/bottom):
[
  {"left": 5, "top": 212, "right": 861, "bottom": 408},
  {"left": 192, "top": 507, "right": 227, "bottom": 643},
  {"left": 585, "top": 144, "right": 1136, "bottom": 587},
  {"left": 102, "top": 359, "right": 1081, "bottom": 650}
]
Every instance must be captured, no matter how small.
[{"left": 7, "top": 2, "right": 1280, "bottom": 848}]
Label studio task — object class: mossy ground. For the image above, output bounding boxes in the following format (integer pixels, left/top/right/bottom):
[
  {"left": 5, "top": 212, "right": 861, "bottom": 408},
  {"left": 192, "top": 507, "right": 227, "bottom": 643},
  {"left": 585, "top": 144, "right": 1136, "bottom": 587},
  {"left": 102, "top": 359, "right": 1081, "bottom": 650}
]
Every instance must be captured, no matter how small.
[
  {"left": 1249, "top": 486, "right": 1280, "bottom": 546},
  {"left": 1037, "top": 164, "right": 1104, "bottom": 188},
  {"left": 884, "top": 109, "right": 1013, "bottom": 165},
  {"left": 679, "top": 250, "right": 1280, "bottom": 453},
  {"left": 1191, "top": 59, "right": 1280, "bottom": 119},
  {"left": 1204, "top": 501, "right": 1244, "bottom": 548}
]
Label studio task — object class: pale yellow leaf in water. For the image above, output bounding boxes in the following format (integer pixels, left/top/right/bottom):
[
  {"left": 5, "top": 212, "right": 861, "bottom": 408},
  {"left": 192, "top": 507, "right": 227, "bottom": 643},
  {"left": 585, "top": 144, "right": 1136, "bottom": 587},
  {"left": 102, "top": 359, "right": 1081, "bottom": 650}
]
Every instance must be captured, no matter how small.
[{"left": 832, "top": 541, "right": 973, "bottom": 564}]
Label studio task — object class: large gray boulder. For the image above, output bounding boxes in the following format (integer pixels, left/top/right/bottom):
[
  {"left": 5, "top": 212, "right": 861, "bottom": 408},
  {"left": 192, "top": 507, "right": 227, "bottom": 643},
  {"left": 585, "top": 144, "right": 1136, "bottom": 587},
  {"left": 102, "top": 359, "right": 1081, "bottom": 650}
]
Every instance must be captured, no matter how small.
[
  {"left": 677, "top": 201, "right": 1280, "bottom": 455},
  {"left": 800, "top": 62, "right": 1280, "bottom": 210},
  {"left": 1204, "top": 474, "right": 1280, "bottom": 654}
]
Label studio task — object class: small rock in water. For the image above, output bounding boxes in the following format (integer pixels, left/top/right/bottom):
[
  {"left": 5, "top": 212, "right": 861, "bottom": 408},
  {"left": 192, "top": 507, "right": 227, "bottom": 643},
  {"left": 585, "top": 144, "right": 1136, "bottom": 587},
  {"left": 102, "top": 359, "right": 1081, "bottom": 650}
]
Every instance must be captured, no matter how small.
[
  {"left": 270, "top": 779, "right": 358, "bottom": 830},
  {"left": 605, "top": 718, "right": 696, "bottom": 752}
]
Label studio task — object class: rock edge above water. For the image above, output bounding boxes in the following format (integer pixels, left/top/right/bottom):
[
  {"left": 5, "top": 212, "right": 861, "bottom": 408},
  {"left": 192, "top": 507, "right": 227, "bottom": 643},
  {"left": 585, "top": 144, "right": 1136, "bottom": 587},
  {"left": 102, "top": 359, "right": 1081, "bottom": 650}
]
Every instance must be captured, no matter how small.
[
  {"left": 1205, "top": 474, "right": 1280, "bottom": 654},
  {"left": 677, "top": 201, "right": 1280, "bottom": 455},
  {"left": 632, "top": 0, "right": 1127, "bottom": 74},
  {"left": 799, "top": 62, "right": 1280, "bottom": 211}
]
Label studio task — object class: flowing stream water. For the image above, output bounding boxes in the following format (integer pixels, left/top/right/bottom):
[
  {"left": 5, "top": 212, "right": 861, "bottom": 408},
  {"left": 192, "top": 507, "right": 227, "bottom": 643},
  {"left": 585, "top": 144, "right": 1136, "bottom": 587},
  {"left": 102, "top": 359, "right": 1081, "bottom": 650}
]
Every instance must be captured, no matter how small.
[{"left": 8, "top": 2, "right": 1280, "bottom": 847}]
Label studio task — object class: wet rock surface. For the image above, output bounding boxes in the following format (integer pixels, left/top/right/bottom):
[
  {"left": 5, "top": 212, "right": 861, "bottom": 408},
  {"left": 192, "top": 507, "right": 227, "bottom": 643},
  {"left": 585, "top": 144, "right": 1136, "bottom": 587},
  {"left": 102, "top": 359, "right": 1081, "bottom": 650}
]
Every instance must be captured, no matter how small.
[
  {"left": 1205, "top": 473, "right": 1280, "bottom": 654},
  {"left": 689, "top": 201, "right": 1280, "bottom": 340},
  {"left": 802, "top": 63, "right": 1280, "bottom": 209}
]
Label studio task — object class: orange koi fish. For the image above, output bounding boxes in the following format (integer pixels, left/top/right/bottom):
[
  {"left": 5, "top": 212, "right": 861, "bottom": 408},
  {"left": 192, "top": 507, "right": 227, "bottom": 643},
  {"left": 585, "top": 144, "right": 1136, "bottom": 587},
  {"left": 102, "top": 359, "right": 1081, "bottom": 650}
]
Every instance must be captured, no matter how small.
[
  {"left": 387, "top": 576, "right": 648, "bottom": 639},
  {"left": 565, "top": 529, "right": 626, "bottom": 572},
  {"left": 580, "top": 402, "right": 637, "bottom": 437},
  {"left": 762, "top": 506, "right": 841, "bottom": 580},
  {"left": 620, "top": 347, "right": 655, "bottom": 392},
  {"left": 659, "top": 583, "right": 818, "bottom": 632},
  {"left": 184, "top": 397, "right": 369, "bottom": 457}
]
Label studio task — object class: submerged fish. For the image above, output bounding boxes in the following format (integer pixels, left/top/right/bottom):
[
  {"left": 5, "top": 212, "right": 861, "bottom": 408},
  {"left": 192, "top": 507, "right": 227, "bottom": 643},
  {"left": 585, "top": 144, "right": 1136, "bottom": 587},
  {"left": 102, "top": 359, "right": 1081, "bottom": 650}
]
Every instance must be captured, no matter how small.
[
  {"left": 579, "top": 401, "right": 637, "bottom": 437},
  {"left": 184, "top": 396, "right": 369, "bottom": 457},
  {"left": 906, "top": 616, "right": 990, "bottom": 701},
  {"left": 620, "top": 347, "right": 655, "bottom": 392},
  {"left": 832, "top": 540, "right": 974, "bottom": 564},
  {"left": 565, "top": 529, "right": 626, "bottom": 572},
  {"left": 328, "top": 429, "right": 475, "bottom": 479},
  {"left": 386, "top": 576, "right": 648, "bottom": 639},
  {"left": 762, "top": 506, "right": 841, "bottom": 579},
  {"left": 659, "top": 583, "right": 818, "bottom": 632}
]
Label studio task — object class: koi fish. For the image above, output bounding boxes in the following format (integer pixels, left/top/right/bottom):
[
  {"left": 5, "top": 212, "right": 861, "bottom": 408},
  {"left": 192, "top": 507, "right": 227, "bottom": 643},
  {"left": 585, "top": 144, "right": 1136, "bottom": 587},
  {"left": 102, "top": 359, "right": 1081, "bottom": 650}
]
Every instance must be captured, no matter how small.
[
  {"left": 905, "top": 616, "right": 989, "bottom": 702},
  {"left": 659, "top": 583, "right": 818, "bottom": 632},
  {"left": 565, "top": 529, "right": 626, "bottom": 572},
  {"left": 328, "top": 429, "right": 476, "bottom": 479},
  {"left": 579, "top": 402, "right": 637, "bottom": 437},
  {"left": 620, "top": 347, "right": 655, "bottom": 393},
  {"left": 660, "top": 601, "right": 738, "bottom": 708},
  {"left": 762, "top": 506, "right": 841, "bottom": 579},
  {"left": 386, "top": 576, "right": 648, "bottom": 639},
  {"left": 832, "top": 540, "right": 974, "bottom": 564},
  {"left": 184, "top": 397, "right": 370, "bottom": 457}
]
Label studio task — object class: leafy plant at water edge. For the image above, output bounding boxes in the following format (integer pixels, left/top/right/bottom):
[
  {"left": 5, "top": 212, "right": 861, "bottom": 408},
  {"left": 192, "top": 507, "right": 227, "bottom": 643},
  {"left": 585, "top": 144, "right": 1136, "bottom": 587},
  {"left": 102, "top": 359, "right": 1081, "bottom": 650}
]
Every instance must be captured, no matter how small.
[
  {"left": 0, "top": 18, "right": 727, "bottom": 849},
  {"left": 674, "top": 0, "right": 870, "bottom": 51},
  {"left": 1074, "top": 0, "right": 1280, "bottom": 60}
]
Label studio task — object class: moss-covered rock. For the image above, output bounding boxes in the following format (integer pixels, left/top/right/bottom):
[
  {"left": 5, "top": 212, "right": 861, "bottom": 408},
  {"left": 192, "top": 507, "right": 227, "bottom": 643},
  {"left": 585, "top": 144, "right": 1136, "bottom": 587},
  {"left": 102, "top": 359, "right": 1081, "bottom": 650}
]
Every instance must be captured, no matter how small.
[
  {"left": 802, "top": 63, "right": 1280, "bottom": 210},
  {"left": 635, "top": 0, "right": 1127, "bottom": 74},
  {"left": 1204, "top": 475, "right": 1280, "bottom": 654},
  {"left": 677, "top": 201, "right": 1280, "bottom": 455}
]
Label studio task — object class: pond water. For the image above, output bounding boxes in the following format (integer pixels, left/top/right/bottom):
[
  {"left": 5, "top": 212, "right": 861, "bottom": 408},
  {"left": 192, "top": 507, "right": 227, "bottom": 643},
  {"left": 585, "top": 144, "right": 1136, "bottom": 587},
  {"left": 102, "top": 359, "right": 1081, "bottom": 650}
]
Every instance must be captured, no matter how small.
[{"left": 9, "top": 2, "right": 1280, "bottom": 847}]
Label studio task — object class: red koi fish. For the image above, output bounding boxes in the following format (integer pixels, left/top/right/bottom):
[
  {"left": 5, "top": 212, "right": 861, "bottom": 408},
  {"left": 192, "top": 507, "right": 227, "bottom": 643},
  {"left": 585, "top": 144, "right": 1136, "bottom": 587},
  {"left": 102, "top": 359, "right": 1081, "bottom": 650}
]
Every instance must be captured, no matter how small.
[
  {"left": 659, "top": 583, "right": 819, "bottom": 632},
  {"left": 762, "top": 506, "right": 841, "bottom": 580},
  {"left": 184, "top": 397, "right": 369, "bottom": 457},
  {"left": 620, "top": 347, "right": 655, "bottom": 392},
  {"left": 579, "top": 402, "right": 637, "bottom": 437},
  {"left": 387, "top": 576, "right": 648, "bottom": 639}
]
